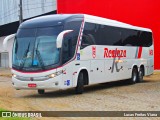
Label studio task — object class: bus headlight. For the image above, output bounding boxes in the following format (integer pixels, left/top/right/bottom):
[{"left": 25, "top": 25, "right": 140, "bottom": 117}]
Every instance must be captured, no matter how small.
[
  {"left": 49, "top": 73, "right": 56, "bottom": 78},
  {"left": 48, "top": 70, "right": 64, "bottom": 78},
  {"left": 12, "top": 74, "right": 17, "bottom": 78}
]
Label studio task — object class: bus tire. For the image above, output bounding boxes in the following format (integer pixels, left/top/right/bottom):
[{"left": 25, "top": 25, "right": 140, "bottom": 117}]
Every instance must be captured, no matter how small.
[
  {"left": 129, "top": 67, "right": 138, "bottom": 84},
  {"left": 76, "top": 72, "right": 84, "bottom": 94},
  {"left": 137, "top": 67, "right": 144, "bottom": 82},
  {"left": 38, "top": 89, "right": 45, "bottom": 94}
]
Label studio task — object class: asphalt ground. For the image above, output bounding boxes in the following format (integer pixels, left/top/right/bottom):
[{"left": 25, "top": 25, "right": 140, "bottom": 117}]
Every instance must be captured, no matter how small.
[{"left": 0, "top": 69, "right": 160, "bottom": 120}]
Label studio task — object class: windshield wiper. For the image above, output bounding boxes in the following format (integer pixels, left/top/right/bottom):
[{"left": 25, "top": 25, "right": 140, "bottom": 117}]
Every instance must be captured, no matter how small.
[
  {"left": 19, "top": 42, "right": 30, "bottom": 70},
  {"left": 36, "top": 49, "right": 45, "bottom": 70},
  {"left": 35, "top": 39, "right": 45, "bottom": 70}
]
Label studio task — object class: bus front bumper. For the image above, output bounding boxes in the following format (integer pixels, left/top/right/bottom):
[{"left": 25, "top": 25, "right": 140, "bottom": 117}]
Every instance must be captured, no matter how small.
[{"left": 12, "top": 76, "right": 62, "bottom": 90}]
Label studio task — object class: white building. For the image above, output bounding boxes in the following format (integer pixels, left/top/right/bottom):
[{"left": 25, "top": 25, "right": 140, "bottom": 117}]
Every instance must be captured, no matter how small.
[{"left": 0, "top": 0, "right": 57, "bottom": 68}]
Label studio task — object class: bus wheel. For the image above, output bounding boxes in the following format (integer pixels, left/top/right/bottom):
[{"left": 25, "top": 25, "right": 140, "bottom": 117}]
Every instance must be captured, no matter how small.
[
  {"left": 76, "top": 72, "right": 84, "bottom": 94},
  {"left": 137, "top": 67, "right": 144, "bottom": 82},
  {"left": 38, "top": 89, "right": 45, "bottom": 94},
  {"left": 129, "top": 67, "right": 138, "bottom": 84}
]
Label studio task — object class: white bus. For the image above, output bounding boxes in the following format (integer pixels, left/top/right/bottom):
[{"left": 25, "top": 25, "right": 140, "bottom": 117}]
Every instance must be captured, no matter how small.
[{"left": 10, "top": 14, "right": 154, "bottom": 94}]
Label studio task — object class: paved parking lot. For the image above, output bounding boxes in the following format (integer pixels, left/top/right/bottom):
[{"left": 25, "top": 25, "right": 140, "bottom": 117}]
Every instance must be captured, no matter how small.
[{"left": 0, "top": 69, "right": 160, "bottom": 120}]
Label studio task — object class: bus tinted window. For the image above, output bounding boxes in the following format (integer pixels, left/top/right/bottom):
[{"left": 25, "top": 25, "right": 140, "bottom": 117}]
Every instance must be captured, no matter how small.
[
  {"left": 82, "top": 23, "right": 122, "bottom": 47},
  {"left": 122, "top": 29, "right": 152, "bottom": 47},
  {"left": 139, "top": 31, "right": 152, "bottom": 47},
  {"left": 122, "top": 29, "right": 139, "bottom": 46},
  {"left": 81, "top": 34, "right": 96, "bottom": 49},
  {"left": 95, "top": 25, "right": 122, "bottom": 46},
  {"left": 81, "top": 23, "right": 96, "bottom": 49},
  {"left": 81, "top": 22, "right": 152, "bottom": 47},
  {"left": 62, "top": 20, "right": 82, "bottom": 64}
]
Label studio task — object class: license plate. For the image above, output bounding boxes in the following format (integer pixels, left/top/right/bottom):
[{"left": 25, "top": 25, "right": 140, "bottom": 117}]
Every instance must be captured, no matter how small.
[{"left": 28, "top": 83, "right": 37, "bottom": 88}]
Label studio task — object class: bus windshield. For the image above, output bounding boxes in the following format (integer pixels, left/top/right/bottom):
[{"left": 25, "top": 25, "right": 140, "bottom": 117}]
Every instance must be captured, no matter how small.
[{"left": 13, "top": 26, "right": 63, "bottom": 71}]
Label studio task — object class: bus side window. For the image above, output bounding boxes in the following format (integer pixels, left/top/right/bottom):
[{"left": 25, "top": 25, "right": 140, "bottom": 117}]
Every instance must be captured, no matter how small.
[
  {"left": 80, "top": 23, "right": 96, "bottom": 49},
  {"left": 139, "top": 31, "right": 152, "bottom": 47},
  {"left": 122, "top": 29, "right": 139, "bottom": 46},
  {"left": 80, "top": 34, "right": 95, "bottom": 49},
  {"left": 62, "top": 19, "right": 82, "bottom": 64},
  {"left": 62, "top": 36, "right": 72, "bottom": 64}
]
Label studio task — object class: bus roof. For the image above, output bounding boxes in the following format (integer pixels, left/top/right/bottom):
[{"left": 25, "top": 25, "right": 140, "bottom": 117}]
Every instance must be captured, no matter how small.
[
  {"left": 19, "top": 14, "right": 83, "bottom": 29},
  {"left": 19, "top": 14, "right": 152, "bottom": 32},
  {"left": 84, "top": 14, "right": 152, "bottom": 32}
]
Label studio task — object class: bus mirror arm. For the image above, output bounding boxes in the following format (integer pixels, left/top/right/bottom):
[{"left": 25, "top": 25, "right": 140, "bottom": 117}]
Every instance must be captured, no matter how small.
[
  {"left": 56, "top": 30, "right": 73, "bottom": 48},
  {"left": 3, "top": 34, "right": 16, "bottom": 51}
]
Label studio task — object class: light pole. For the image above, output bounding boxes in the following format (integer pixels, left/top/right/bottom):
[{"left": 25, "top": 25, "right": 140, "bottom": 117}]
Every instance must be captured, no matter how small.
[{"left": 19, "top": 0, "right": 23, "bottom": 24}]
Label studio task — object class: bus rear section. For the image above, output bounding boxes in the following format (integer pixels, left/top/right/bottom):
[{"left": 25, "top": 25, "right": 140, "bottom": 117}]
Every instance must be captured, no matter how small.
[{"left": 78, "top": 15, "right": 154, "bottom": 87}]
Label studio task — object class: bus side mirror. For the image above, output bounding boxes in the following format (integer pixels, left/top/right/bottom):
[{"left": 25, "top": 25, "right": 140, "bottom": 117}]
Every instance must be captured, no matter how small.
[
  {"left": 3, "top": 34, "right": 15, "bottom": 51},
  {"left": 56, "top": 30, "right": 73, "bottom": 48}
]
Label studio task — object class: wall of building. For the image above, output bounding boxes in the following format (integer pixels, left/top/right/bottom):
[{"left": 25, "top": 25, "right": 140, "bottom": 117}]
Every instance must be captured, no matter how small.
[
  {"left": 0, "top": 36, "right": 14, "bottom": 68},
  {"left": 57, "top": 0, "right": 160, "bottom": 69},
  {"left": 0, "top": 0, "right": 56, "bottom": 25},
  {"left": 0, "top": 0, "right": 57, "bottom": 68},
  {"left": 0, "top": 11, "right": 56, "bottom": 37}
]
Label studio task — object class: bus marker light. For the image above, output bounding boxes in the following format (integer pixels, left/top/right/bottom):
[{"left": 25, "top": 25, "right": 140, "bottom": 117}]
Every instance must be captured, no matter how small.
[
  {"left": 62, "top": 70, "right": 66, "bottom": 74},
  {"left": 73, "top": 72, "right": 77, "bottom": 75}
]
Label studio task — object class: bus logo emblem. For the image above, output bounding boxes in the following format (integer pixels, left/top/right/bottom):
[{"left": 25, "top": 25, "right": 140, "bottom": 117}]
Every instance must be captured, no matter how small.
[
  {"left": 92, "top": 46, "right": 96, "bottom": 58},
  {"left": 104, "top": 48, "right": 126, "bottom": 58},
  {"left": 30, "top": 77, "right": 33, "bottom": 81}
]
